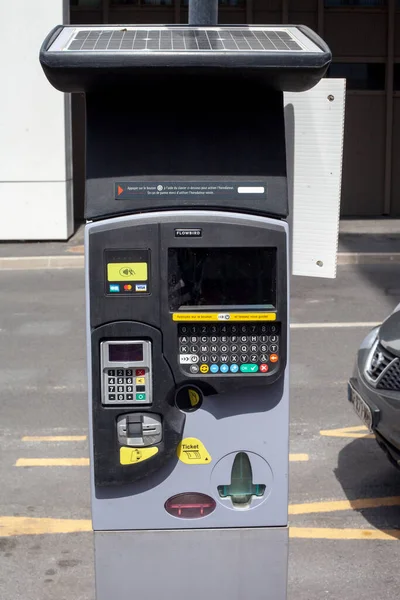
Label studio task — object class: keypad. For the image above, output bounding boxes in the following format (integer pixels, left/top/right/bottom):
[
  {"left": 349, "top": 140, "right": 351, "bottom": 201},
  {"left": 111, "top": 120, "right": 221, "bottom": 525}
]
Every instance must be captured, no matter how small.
[
  {"left": 105, "top": 367, "right": 149, "bottom": 403},
  {"left": 178, "top": 323, "right": 281, "bottom": 375}
]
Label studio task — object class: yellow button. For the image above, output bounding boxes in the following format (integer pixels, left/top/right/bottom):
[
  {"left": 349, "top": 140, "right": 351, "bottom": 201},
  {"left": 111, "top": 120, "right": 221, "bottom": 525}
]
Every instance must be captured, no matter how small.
[
  {"left": 107, "top": 262, "right": 148, "bottom": 282},
  {"left": 200, "top": 364, "right": 209, "bottom": 373},
  {"left": 136, "top": 377, "right": 145, "bottom": 385}
]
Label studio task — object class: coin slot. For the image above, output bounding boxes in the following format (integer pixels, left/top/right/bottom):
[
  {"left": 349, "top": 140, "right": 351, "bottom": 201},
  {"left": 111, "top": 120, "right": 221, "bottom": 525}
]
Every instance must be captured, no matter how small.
[{"left": 218, "top": 452, "right": 266, "bottom": 508}]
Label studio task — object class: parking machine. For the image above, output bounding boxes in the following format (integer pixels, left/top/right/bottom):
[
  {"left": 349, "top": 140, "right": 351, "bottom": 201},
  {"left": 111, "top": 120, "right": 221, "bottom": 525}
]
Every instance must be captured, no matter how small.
[{"left": 40, "top": 25, "right": 332, "bottom": 600}]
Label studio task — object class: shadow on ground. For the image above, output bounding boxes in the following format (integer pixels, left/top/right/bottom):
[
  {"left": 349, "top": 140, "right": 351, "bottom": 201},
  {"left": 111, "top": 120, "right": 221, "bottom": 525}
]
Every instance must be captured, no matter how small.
[{"left": 335, "top": 436, "right": 400, "bottom": 530}]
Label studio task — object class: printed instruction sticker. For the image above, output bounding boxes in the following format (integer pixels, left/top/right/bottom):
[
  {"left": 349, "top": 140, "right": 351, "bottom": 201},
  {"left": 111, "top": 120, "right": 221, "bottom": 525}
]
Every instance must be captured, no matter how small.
[
  {"left": 188, "top": 389, "right": 201, "bottom": 408},
  {"left": 120, "top": 446, "right": 158, "bottom": 465},
  {"left": 177, "top": 438, "right": 212, "bottom": 465}
]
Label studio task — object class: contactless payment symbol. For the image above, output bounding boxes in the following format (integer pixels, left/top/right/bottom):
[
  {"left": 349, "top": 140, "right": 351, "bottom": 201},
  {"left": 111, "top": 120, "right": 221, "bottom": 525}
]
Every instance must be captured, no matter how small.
[
  {"left": 107, "top": 263, "right": 148, "bottom": 282},
  {"left": 120, "top": 267, "right": 135, "bottom": 278}
]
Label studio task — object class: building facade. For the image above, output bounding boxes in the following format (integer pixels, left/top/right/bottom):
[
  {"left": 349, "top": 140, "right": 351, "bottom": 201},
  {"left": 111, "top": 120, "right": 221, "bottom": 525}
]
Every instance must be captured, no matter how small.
[{"left": 1, "top": 1, "right": 399, "bottom": 240}]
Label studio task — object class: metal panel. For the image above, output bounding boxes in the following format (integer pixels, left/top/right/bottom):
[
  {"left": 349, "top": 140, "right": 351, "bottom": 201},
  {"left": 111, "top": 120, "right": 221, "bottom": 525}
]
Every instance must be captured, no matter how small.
[
  {"left": 325, "top": 13, "right": 387, "bottom": 57},
  {"left": 390, "top": 98, "right": 400, "bottom": 216},
  {"left": 341, "top": 94, "right": 386, "bottom": 216},
  {"left": 95, "top": 527, "right": 289, "bottom": 600},
  {"left": 285, "top": 79, "right": 345, "bottom": 278}
]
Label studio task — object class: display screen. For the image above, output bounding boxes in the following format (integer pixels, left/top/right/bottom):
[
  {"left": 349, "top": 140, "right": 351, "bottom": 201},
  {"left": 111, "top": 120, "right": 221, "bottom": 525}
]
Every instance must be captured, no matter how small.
[
  {"left": 168, "top": 248, "right": 276, "bottom": 310},
  {"left": 108, "top": 344, "right": 143, "bottom": 362}
]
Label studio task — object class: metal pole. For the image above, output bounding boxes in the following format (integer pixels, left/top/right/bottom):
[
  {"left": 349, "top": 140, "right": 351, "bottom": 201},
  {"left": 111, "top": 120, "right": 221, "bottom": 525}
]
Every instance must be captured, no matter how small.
[{"left": 189, "top": 0, "right": 218, "bottom": 25}]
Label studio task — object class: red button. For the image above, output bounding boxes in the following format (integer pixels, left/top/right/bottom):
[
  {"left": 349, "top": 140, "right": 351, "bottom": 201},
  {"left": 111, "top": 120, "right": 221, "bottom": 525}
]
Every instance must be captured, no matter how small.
[
  {"left": 136, "top": 369, "right": 145, "bottom": 376},
  {"left": 260, "top": 364, "right": 269, "bottom": 373},
  {"left": 270, "top": 354, "right": 279, "bottom": 363}
]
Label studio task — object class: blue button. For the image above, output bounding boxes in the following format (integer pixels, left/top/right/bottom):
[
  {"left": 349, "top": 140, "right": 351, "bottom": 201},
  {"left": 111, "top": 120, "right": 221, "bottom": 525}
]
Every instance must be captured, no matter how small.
[
  {"left": 210, "top": 364, "right": 219, "bottom": 373},
  {"left": 230, "top": 364, "right": 239, "bottom": 373},
  {"left": 109, "top": 284, "right": 120, "bottom": 293},
  {"left": 220, "top": 364, "right": 229, "bottom": 374}
]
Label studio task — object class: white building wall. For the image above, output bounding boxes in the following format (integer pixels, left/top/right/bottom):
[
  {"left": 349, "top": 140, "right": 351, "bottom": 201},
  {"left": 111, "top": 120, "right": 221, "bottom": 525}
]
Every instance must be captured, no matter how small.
[{"left": 0, "top": 1, "right": 73, "bottom": 240}]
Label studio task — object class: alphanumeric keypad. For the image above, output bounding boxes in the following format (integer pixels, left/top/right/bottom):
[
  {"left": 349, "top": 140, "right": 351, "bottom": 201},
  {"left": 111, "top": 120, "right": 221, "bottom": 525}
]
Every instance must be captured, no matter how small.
[{"left": 178, "top": 323, "right": 281, "bottom": 375}]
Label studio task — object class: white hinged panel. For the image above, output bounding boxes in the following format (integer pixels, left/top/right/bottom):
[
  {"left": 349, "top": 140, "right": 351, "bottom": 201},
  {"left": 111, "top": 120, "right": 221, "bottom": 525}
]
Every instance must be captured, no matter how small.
[{"left": 285, "top": 79, "right": 346, "bottom": 278}]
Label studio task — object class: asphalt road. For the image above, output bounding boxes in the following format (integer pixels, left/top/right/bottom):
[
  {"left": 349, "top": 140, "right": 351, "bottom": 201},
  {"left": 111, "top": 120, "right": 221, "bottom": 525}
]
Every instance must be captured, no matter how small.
[{"left": 1, "top": 264, "right": 400, "bottom": 600}]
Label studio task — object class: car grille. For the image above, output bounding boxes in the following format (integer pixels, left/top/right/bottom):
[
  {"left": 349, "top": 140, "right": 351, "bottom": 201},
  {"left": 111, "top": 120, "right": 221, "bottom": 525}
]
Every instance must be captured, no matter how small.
[
  {"left": 377, "top": 360, "right": 400, "bottom": 391},
  {"left": 366, "top": 342, "right": 400, "bottom": 391}
]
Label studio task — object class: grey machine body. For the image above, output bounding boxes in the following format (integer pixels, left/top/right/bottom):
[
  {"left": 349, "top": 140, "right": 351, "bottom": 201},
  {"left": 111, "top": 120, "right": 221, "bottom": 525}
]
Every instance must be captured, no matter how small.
[
  {"left": 86, "top": 211, "right": 290, "bottom": 600},
  {"left": 39, "top": 22, "right": 332, "bottom": 600}
]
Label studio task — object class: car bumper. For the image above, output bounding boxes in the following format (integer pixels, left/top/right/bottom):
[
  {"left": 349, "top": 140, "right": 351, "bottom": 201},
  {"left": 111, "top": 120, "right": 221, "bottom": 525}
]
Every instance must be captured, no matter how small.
[{"left": 349, "top": 328, "right": 400, "bottom": 466}]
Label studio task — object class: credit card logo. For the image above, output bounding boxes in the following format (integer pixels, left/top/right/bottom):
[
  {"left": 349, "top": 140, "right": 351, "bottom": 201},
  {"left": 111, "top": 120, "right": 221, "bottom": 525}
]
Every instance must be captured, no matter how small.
[
  {"left": 109, "top": 284, "right": 120, "bottom": 293},
  {"left": 135, "top": 284, "right": 147, "bottom": 292}
]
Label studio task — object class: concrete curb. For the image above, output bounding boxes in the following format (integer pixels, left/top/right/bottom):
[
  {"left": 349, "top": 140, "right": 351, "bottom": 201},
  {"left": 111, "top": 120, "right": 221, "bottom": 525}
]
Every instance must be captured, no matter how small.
[
  {"left": 0, "top": 256, "right": 84, "bottom": 270},
  {"left": 0, "top": 252, "right": 400, "bottom": 270},
  {"left": 337, "top": 253, "right": 400, "bottom": 265}
]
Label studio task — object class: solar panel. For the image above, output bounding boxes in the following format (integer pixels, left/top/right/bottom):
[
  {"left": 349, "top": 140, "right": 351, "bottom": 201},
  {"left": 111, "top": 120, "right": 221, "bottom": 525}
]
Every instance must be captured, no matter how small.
[
  {"left": 66, "top": 29, "right": 302, "bottom": 52},
  {"left": 49, "top": 27, "right": 322, "bottom": 54}
]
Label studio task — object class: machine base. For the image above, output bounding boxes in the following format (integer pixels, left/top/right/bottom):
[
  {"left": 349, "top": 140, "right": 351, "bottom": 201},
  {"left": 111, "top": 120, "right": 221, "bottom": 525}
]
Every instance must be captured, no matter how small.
[{"left": 95, "top": 526, "right": 288, "bottom": 600}]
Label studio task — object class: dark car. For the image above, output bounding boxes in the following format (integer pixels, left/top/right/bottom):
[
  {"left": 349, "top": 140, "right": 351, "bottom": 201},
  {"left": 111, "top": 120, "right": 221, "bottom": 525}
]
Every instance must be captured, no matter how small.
[{"left": 349, "top": 305, "right": 400, "bottom": 467}]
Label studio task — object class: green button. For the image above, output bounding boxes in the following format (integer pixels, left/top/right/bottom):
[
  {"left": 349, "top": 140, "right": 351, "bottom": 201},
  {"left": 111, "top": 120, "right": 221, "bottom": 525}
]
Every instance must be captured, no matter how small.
[
  {"left": 240, "top": 364, "right": 259, "bottom": 373},
  {"left": 136, "top": 393, "right": 146, "bottom": 401}
]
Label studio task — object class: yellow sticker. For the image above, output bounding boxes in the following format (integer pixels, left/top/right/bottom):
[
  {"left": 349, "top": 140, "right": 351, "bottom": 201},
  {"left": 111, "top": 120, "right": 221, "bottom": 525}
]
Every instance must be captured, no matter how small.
[
  {"left": 177, "top": 438, "right": 212, "bottom": 465},
  {"left": 172, "top": 312, "right": 276, "bottom": 322},
  {"left": 107, "top": 263, "right": 148, "bottom": 282},
  {"left": 188, "top": 389, "right": 200, "bottom": 407},
  {"left": 120, "top": 446, "right": 158, "bottom": 465}
]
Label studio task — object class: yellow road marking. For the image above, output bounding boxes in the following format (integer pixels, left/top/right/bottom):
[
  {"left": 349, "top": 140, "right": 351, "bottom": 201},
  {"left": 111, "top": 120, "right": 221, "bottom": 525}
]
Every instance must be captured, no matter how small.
[
  {"left": 22, "top": 436, "right": 87, "bottom": 442},
  {"left": 15, "top": 454, "right": 307, "bottom": 466},
  {"left": 16, "top": 458, "right": 89, "bottom": 467},
  {"left": 1, "top": 516, "right": 399, "bottom": 541},
  {"left": 289, "top": 496, "right": 400, "bottom": 515},
  {"left": 290, "top": 527, "right": 400, "bottom": 540},
  {"left": 0, "top": 516, "right": 92, "bottom": 537},
  {"left": 289, "top": 454, "right": 309, "bottom": 462},
  {"left": 320, "top": 425, "right": 375, "bottom": 439}
]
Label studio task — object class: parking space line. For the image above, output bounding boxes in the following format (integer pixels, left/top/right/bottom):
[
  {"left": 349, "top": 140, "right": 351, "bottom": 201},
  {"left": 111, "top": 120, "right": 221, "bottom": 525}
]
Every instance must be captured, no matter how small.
[
  {"left": 320, "top": 425, "right": 375, "bottom": 439},
  {"left": 289, "top": 496, "right": 400, "bottom": 515},
  {"left": 1, "top": 516, "right": 399, "bottom": 541},
  {"left": 290, "top": 527, "right": 400, "bottom": 540},
  {"left": 22, "top": 436, "right": 87, "bottom": 442},
  {"left": 0, "top": 516, "right": 92, "bottom": 537},
  {"left": 15, "top": 455, "right": 307, "bottom": 467},
  {"left": 289, "top": 454, "right": 309, "bottom": 462},
  {"left": 291, "top": 322, "right": 380, "bottom": 329},
  {"left": 15, "top": 458, "right": 89, "bottom": 467}
]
